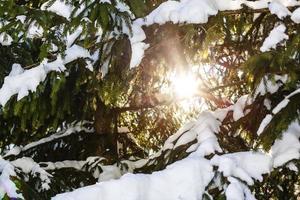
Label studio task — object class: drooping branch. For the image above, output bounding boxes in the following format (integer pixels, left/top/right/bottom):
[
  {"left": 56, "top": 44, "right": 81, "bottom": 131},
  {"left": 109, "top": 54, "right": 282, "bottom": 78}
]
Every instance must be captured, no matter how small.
[
  {"left": 113, "top": 85, "right": 237, "bottom": 113},
  {"left": 221, "top": 5, "right": 298, "bottom": 15}
]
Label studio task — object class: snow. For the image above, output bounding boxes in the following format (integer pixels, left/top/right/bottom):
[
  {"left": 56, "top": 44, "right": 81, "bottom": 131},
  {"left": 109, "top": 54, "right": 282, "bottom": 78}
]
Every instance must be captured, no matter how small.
[
  {"left": 52, "top": 157, "right": 214, "bottom": 200},
  {"left": 52, "top": 108, "right": 226, "bottom": 199},
  {"left": 0, "top": 157, "right": 52, "bottom": 197},
  {"left": 173, "top": 111, "right": 222, "bottom": 157},
  {"left": 286, "top": 162, "right": 298, "bottom": 172},
  {"left": 128, "top": 0, "right": 300, "bottom": 68},
  {"left": 163, "top": 121, "right": 195, "bottom": 150},
  {"left": 145, "top": 0, "right": 218, "bottom": 25},
  {"left": 0, "top": 2, "right": 104, "bottom": 105},
  {"left": 27, "top": 22, "right": 44, "bottom": 38},
  {"left": 16, "top": 15, "right": 26, "bottom": 23},
  {"left": 42, "top": 0, "right": 73, "bottom": 20},
  {"left": 129, "top": 0, "right": 219, "bottom": 68},
  {"left": 4, "top": 146, "right": 21, "bottom": 157},
  {"left": 63, "top": 45, "right": 91, "bottom": 64},
  {"left": 115, "top": 0, "right": 132, "bottom": 14},
  {"left": 129, "top": 42, "right": 149, "bottom": 68},
  {"left": 268, "top": 1, "right": 291, "bottom": 19},
  {"left": 257, "top": 114, "right": 273, "bottom": 135},
  {"left": 3, "top": 122, "right": 93, "bottom": 158},
  {"left": 291, "top": 7, "right": 300, "bottom": 23},
  {"left": 260, "top": 24, "right": 288, "bottom": 52},
  {"left": 39, "top": 160, "right": 86, "bottom": 170},
  {"left": 231, "top": 95, "right": 249, "bottom": 121},
  {"left": 286, "top": 87, "right": 300, "bottom": 98},
  {"left": 257, "top": 86, "right": 300, "bottom": 135},
  {"left": 214, "top": 0, "right": 243, "bottom": 10},
  {"left": 0, "top": 158, "right": 23, "bottom": 199},
  {"left": 225, "top": 177, "right": 256, "bottom": 200},
  {"left": 11, "top": 157, "right": 52, "bottom": 190},
  {"left": 1, "top": 0, "right": 300, "bottom": 199},
  {"left": 54, "top": 117, "right": 300, "bottom": 200},
  {"left": 270, "top": 121, "right": 300, "bottom": 168},
  {"left": 41, "top": 160, "right": 86, "bottom": 171},
  {"left": 101, "top": 0, "right": 111, "bottom": 3},
  {"left": 66, "top": 27, "right": 83, "bottom": 47},
  {"left": 264, "top": 98, "right": 272, "bottom": 110},
  {"left": 98, "top": 165, "right": 122, "bottom": 182},
  {"left": 144, "top": 1, "right": 181, "bottom": 25},
  {"left": 277, "top": 0, "right": 300, "bottom": 7},
  {"left": 40, "top": 157, "right": 121, "bottom": 180},
  {"left": 272, "top": 98, "right": 289, "bottom": 114},
  {"left": 22, "top": 122, "right": 93, "bottom": 152},
  {"left": 254, "top": 74, "right": 288, "bottom": 97},
  {"left": 0, "top": 33, "right": 13, "bottom": 46},
  {"left": 173, "top": 129, "right": 197, "bottom": 148},
  {"left": 0, "top": 157, "right": 52, "bottom": 198},
  {"left": 9, "top": 64, "right": 24, "bottom": 76},
  {"left": 243, "top": 0, "right": 269, "bottom": 9},
  {"left": 30, "top": 98, "right": 300, "bottom": 199},
  {"left": 0, "top": 64, "right": 47, "bottom": 105},
  {"left": 0, "top": 0, "right": 297, "bottom": 104},
  {"left": 0, "top": 44, "right": 91, "bottom": 106},
  {"left": 211, "top": 152, "right": 272, "bottom": 185}
]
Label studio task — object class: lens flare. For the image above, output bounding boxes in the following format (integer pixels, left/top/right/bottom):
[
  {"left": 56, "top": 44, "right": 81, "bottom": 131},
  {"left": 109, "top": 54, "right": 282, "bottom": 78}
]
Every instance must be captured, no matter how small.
[{"left": 171, "top": 73, "right": 199, "bottom": 98}]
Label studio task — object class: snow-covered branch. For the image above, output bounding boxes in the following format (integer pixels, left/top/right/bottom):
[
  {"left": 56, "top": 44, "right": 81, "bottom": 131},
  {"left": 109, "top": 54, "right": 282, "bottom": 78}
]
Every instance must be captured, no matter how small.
[
  {"left": 52, "top": 92, "right": 300, "bottom": 199},
  {"left": 4, "top": 121, "right": 93, "bottom": 158},
  {"left": 129, "top": 0, "right": 300, "bottom": 69},
  {"left": 1, "top": 0, "right": 299, "bottom": 107},
  {"left": 0, "top": 156, "right": 52, "bottom": 199}
]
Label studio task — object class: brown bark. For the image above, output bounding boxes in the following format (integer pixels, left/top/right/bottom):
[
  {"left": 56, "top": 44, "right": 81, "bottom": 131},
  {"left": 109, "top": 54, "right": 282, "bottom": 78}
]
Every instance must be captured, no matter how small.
[{"left": 94, "top": 99, "right": 118, "bottom": 160}]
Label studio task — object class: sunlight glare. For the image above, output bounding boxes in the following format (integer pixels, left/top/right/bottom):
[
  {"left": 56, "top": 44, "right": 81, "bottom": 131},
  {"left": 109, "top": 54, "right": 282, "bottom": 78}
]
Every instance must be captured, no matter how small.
[{"left": 171, "top": 73, "right": 199, "bottom": 98}]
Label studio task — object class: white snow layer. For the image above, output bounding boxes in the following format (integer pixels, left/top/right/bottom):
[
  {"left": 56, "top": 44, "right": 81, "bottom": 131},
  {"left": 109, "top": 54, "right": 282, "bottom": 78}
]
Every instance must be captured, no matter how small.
[
  {"left": 268, "top": 1, "right": 291, "bottom": 19},
  {"left": 0, "top": 0, "right": 134, "bottom": 105},
  {"left": 0, "top": 158, "right": 23, "bottom": 199},
  {"left": 129, "top": 0, "right": 300, "bottom": 68},
  {"left": 173, "top": 111, "right": 222, "bottom": 155},
  {"left": 257, "top": 114, "right": 273, "bottom": 135},
  {"left": 4, "top": 121, "right": 93, "bottom": 158},
  {"left": 231, "top": 95, "right": 250, "bottom": 121},
  {"left": 260, "top": 24, "right": 288, "bottom": 52},
  {"left": 286, "top": 162, "right": 298, "bottom": 172},
  {"left": 211, "top": 152, "right": 272, "bottom": 185},
  {"left": 52, "top": 107, "right": 225, "bottom": 200},
  {"left": 0, "top": 45, "right": 91, "bottom": 106},
  {"left": 270, "top": 121, "right": 300, "bottom": 167},
  {"left": 1, "top": 0, "right": 299, "bottom": 103},
  {"left": 0, "top": 95, "right": 297, "bottom": 199},
  {"left": 0, "top": 157, "right": 52, "bottom": 199},
  {"left": 52, "top": 94, "right": 300, "bottom": 199},
  {"left": 40, "top": 157, "right": 123, "bottom": 180},
  {"left": 254, "top": 74, "right": 288, "bottom": 97},
  {"left": 291, "top": 7, "right": 300, "bottom": 23},
  {"left": 11, "top": 157, "right": 52, "bottom": 190},
  {"left": 41, "top": 0, "right": 73, "bottom": 20},
  {"left": 53, "top": 157, "right": 214, "bottom": 200},
  {"left": 226, "top": 177, "right": 256, "bottom": 200},
  {"left": 129, "top": 0, "right": 219, "bottom": 68},
  {"left": 0, "top": 33, "right": 13, "bottom": 46},
  {"left": 27, "top": 21, "right": 44, "bottom": 38},
  {"left": 1, "top": 0, "right": 300, "bottom": 199},
  {"left": 256, "top": 86, "right": 299, "bottom": 135}
]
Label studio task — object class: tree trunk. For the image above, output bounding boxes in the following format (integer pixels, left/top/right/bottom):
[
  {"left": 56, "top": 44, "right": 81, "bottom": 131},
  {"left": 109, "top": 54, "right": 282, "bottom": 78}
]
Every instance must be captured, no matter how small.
[{"left": 94, "top": 99, "right": 118, "bottom": 161}]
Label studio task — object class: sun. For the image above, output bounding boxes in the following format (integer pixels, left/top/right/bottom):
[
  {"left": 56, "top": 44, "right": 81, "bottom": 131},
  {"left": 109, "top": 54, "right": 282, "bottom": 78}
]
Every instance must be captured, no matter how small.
[
  {"left": 157, "top": 68, "right": 207, "bottom": 122},
  {"left": 171, "top": 73, "right": 199, "bottom": 98}
]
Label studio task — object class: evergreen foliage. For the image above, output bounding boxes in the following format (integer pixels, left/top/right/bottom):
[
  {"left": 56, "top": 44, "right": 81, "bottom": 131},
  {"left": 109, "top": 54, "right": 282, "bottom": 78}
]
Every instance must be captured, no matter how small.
[{"left": 0, "top": 0, "right": 299, "bottom": 199}]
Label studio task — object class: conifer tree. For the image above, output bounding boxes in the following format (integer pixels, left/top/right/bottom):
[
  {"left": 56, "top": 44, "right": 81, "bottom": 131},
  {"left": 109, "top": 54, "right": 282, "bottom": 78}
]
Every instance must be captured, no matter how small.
[{"left": 0, "top": 0, "right": 300, "bottom": 199}]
